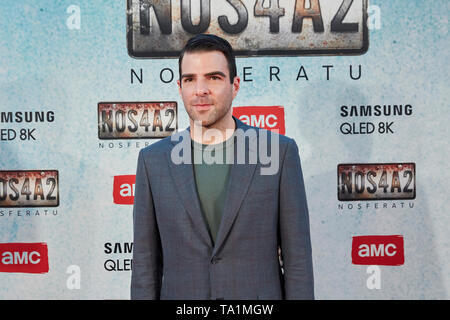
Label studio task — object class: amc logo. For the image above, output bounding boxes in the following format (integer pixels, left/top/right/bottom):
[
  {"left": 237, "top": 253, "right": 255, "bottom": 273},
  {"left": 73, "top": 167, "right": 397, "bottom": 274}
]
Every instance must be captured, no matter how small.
[
  {"left": 113, "top": 175, "right": 136, "bottom": 205},
  {"left": 0, "top": 243, "right": 49, "bottom": 273},
  {"left": 351, "top": 235, "right": 404, "bottom": 266},
  {"left": 233, "top": 106, "right": 285, "bottom": 135}
]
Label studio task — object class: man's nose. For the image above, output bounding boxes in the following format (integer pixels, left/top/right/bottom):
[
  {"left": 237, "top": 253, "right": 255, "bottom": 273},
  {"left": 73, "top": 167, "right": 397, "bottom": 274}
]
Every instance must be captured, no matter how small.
[{"left": 195, "top": 80, "right": 210, "bottom": 95}]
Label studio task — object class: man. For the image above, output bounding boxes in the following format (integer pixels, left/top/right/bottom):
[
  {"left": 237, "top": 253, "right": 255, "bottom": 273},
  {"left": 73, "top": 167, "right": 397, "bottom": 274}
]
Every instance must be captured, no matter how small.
[{"left": 131, "top": 34, "right": 314, "bottom": 300}]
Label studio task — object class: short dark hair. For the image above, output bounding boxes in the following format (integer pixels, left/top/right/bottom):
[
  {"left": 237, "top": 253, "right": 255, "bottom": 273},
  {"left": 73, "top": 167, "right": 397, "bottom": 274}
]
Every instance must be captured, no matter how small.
[{"left": 179, "top": 34, "right": 237, "bottom": 84}]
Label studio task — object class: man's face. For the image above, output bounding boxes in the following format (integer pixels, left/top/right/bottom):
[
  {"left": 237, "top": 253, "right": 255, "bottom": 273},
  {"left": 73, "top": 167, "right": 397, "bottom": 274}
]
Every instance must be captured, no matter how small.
[{"left": 178, "top": 50, "right": 240, "bottom": 127}]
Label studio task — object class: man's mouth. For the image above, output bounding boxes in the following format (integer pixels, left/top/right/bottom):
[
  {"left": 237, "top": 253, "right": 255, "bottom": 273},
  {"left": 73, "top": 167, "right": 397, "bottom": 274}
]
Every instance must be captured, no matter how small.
[{"left": 194, "top": 104, "right": 212, "bottom": 110}]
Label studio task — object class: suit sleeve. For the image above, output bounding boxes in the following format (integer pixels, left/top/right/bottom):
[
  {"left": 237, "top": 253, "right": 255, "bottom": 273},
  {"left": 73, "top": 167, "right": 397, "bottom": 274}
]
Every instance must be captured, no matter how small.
[
  {"left": 130, "top": 149, "right": 163, "bottom": 299},
  {"left": 279, "top": 138, "right": 314, "bottom": 300}
]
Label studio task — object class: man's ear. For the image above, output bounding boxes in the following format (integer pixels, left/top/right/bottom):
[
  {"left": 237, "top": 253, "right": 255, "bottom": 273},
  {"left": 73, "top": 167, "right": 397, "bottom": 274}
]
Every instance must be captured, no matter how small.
[
  {"left": 232, "top": 76, "right": 240, "bottom": 99},
  {"left": 177, "top": 79, "right": 182, "bottom": 95}
]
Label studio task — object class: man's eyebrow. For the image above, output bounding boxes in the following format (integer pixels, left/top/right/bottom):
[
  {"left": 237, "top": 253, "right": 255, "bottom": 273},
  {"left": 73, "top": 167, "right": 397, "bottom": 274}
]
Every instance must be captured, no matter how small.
[
  {"left": 180, "top": 71, "right": 227, "bottom": 79},
  {"left": 204, "top": 71, "right": 227, "bottom": 78},
  {"left": 180, "top": 73, "right": 195, "bottom": 79}
]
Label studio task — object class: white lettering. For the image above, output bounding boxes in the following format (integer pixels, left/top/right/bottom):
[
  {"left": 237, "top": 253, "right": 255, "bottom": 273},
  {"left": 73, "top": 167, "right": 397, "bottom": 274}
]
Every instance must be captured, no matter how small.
[
  {"left": 66, "top": 265, "right": 81, "bottom": 290},
  {"left": 66, "top": 5, "right": 81, "bottom": 30},
  {"left": 0, "top": 251, "right": 41, "bottom": 264},
  {"left": 265, "top": 114, "right": 277, "bottom": 128},
  {"left": 239, "top": 115, "right": 250, "bottom": 125},
  {"left": 28, "top": 251, "right": 41, "bottom": 264},
  {"left": 119, "top": 183, "right": 135, "bottom": 197},
  {"left": 385, "top": 243, "right": 396, "bottom": 256},
  {"left": 1, "top": 252, "right": 13, "bottom": 264},
  {"left": 366, "top": 265, "right": 381, "bottom": 289},
  {"left": 358, "top": 244, "right": 369, "bottom": 257},
  {"left": 370, "top": 244, "right": 384, "bottom": 257}
]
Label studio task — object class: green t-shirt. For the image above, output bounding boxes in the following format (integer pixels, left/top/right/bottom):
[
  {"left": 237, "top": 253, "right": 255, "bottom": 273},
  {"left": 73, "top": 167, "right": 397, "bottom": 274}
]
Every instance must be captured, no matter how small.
[{"left": 191, "top": 134, "right": 235, "bottom": 244}]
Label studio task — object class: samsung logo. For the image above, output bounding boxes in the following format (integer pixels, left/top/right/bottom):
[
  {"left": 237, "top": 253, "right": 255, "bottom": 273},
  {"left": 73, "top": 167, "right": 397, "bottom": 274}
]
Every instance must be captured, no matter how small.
[{"left": 0, "top": 111, "right": 55, "bottom": 123}]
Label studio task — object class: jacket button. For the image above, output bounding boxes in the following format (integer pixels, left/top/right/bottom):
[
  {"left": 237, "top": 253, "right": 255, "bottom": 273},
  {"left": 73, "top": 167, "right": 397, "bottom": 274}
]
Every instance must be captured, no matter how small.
[{"left": 211, "top": 257, "right": 221, "bottom": 264}]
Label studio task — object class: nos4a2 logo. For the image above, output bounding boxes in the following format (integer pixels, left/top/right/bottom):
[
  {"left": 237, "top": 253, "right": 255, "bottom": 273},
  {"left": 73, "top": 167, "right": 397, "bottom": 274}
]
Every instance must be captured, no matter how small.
[
  {"left": 0, "top": 170, "right": 59, "bottom": 208},
  {"left": 337, "top": 163, "right": 415, "bottom": 201},
  {"left": 128, "top": 0, "right": 369, "bottom": 57},
  {"left": 98, "top": 102, "right": 177, "bottom": 139}
]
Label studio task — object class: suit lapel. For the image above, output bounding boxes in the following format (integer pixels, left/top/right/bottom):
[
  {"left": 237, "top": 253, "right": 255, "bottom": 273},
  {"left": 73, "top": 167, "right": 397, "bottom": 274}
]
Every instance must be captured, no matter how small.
[
  {"left": 212, "top": 118, "right": 258, "bottom": 256},
  {"left": 212, "top": 159, "right": 257, "bottom": 256},
  {"left": 166, "top": 132, "right": 213, "bottom": 248}
]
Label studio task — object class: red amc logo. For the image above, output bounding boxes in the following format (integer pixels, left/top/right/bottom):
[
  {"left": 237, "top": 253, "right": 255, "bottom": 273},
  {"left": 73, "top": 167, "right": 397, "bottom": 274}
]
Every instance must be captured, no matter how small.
[
  {"left": 0, "top": 243, "right": 49, "bottom": 273},
  {"left": 113, "top": 175, "right": 136, "bottom": 205},
  {"left": 233, "top": 106, "right": 285, "bottom": 135},
  {"left": 352, "top": 235, "right": 404, "bottom": 266}
]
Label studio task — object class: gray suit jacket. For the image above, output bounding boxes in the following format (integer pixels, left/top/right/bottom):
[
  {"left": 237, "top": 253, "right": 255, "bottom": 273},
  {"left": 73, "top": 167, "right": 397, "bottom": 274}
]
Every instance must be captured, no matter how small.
[{"left": 130, "top": 117, "right": 314, "bottom": 300}]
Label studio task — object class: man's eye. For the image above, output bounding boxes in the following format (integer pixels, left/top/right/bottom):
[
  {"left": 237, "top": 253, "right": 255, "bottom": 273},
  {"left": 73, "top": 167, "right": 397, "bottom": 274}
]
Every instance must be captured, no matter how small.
[
  {"left": 183, "top": 78, "right": 193, "bottom": 83},
  {"left": 210, "top": 76, "right": 220, "bottom": 80}
]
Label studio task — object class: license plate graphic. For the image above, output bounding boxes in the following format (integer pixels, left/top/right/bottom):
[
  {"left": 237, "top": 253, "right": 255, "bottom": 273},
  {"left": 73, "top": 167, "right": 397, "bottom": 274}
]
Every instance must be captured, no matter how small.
[
  {"left": 127, "top": 0, "right": 369, "bottom": 58},
  {"left": 338, "top": 163, "right": 416, "bottom": 201},
  {"left": 0, "top": 171, "right": 59, "bottom": 208},
  {"left": 98, "top": 102, "right": 178, "bottom": 139}
]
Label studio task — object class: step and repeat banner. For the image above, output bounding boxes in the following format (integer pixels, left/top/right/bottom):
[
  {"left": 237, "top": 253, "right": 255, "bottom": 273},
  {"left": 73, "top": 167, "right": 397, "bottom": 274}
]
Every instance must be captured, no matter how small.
[{"left": 0, "top": 0, "right": 448, "bottom": 299}]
